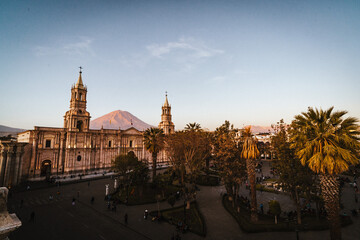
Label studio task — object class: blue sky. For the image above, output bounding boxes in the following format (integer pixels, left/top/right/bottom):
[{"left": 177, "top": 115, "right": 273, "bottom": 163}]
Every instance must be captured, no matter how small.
[{"left": 1, "top": 0, "right": 359, "bottom": 130}]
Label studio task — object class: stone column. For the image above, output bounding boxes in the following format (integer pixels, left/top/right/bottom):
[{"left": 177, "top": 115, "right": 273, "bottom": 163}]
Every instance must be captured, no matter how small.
[
  {"left": 0, "top": 187, "right": 21, "bottom": 239},
  {"left": 0, "top": 149, "right": 7, "bottom": 187},
  {"left": 30, "top": 131, "right": 39, "bottom": 177},
  {"left": 15, "top": 145, "right": 23, "bottom": 186},
  {"left": 3, "top": 146, "right": 13, "bottom": 187},
  {"left": 100, "top": 133, "right": 104, "bottom": 169}
]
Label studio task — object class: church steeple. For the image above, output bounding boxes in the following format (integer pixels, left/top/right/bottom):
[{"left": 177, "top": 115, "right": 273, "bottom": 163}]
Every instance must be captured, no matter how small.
[
  {"left": 163, "top": 92, "right": 170, "bottom": 107},
  {"left": 158, "top": 92, "right": 174, "bottom": 135},
  {"left": 75, "top": 67, "right": 84, "bottom": 88},
  {"left": 64, "top": 68, "right": 91, "bottom": 132}
]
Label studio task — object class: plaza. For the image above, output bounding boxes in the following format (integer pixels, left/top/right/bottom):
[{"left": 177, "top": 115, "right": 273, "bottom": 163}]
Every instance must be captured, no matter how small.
[{"left": 7, "top": 161, "right": 360, "bottom": 240}]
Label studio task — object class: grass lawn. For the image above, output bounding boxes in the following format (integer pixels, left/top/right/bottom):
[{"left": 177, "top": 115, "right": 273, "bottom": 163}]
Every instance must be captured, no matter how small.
[
  {"left": 155, "top": 201, "right": 206, "bottom": 236},
  {"left": 112, "top": 184, "right": 181, "bottom": 205},
  {"left": 223, "top": 195, "right": 352, "bottom": 233}
]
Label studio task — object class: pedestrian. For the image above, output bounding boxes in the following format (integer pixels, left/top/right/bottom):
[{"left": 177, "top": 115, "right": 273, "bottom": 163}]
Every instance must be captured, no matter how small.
[
  {"left": 144, "top": 209, "right": 148, "bottom": 219},
  {"left": 30, "top": 211, "right": 35, "bottom": 222},
  {"left": 72, "top": 198, "right": 76, "bottom": 206},
  {"left": 27, "top": 185, "right": 31, "bottom": 190},
  {"left": 260, "top": 203, "right": 264, "bottom": 214},
  {"left": 124, "top": 213, "right": 128, "bottom": 224},
  {"left": 91, "top": 196, "right": 95, "bottom": 204}
]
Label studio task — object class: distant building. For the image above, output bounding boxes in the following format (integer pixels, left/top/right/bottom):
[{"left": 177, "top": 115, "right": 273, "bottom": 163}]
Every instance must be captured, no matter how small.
[{"left": 0, "top": 70, "right": 174, "bottom": 186}]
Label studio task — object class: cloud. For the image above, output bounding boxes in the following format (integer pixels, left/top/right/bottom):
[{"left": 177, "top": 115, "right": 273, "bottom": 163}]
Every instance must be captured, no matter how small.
[
  {"left": 145, "top": 37, "right": 224, "bottom": 72},
  {"left": 146, "top": 37, "right": 224, "bottom": 59},
  {"left": 34, "top": 37, "right": 95, "bottom": 56},
  {"left": 63, "top": 38, "right": 94, "bottom": 56}
]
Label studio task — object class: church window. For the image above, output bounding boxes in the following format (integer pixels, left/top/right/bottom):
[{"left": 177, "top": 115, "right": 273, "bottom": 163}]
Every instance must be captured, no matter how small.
[
  {"left": 45, "top": 140, "right": 51, "bottom": 148},
  {"left": 80, "top": 93, "right": 83, "bottom": 101},
  {"left": 108, "top": 140, "right": 112, "bottom": 147},
  {"left": 75, "top": 92, "right": 77, "bottom": 99},
  {"left": 129, "top": 140, "right": 133, "bottom": 148},
  {"left": 77, "top": 155, "right": 81, "bottom": 161}
]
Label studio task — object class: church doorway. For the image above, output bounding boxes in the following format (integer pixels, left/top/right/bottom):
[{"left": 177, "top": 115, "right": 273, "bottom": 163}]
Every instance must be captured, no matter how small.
[{"left": 40, "top": 160, "right": 52, "bottom": 180}]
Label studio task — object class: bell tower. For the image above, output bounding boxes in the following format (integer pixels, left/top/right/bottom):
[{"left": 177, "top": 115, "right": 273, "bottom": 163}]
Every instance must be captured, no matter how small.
[
  {"left": 64, "top": 67, "right": 91, "bottom": 132},
  {"left": 158, "top": 92, "right": 174, "bottom": 135}
]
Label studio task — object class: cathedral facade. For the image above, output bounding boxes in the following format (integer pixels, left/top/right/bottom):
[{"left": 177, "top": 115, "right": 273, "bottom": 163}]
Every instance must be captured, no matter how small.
[{"left": 4, "top": 70, "right": 175, "bottom": 183}]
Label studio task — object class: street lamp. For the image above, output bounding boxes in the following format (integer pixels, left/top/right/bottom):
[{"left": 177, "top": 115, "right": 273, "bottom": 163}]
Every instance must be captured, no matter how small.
[{"left": 105, "top": 184, "right": 109, "bottom": 196}]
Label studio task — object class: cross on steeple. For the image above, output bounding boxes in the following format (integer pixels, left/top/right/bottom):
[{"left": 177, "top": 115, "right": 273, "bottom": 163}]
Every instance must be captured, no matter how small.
[
  {"left": 165, "top": 91, "right": 167, "bottom": 97},
  {"left": 79, "top": 66, "right": 82, "bottom": 73}
]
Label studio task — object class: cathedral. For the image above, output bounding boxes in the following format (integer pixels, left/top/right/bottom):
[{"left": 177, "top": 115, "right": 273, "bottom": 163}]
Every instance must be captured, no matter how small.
[{"left": 0, "top": 70, "right": 174, "bottom": 187}]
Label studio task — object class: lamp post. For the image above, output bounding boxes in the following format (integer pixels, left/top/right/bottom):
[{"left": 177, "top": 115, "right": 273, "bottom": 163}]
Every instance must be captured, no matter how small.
[
  {"left": 114, "top": 178, "right": 118, "bottom": 190},
  {"left": 105, "top": 184, "right": 109, "bottom": 196}
]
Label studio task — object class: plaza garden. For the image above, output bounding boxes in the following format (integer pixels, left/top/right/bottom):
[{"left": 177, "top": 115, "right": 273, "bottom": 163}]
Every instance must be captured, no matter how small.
[{"left": 108, "top": 107, "right": 360, "bottom": 240}]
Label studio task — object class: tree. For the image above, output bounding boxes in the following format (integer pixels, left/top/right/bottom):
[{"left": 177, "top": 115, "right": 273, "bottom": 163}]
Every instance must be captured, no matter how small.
[
  {"left": 130, "top": 160, "right": 150, "bottom": 197},
  {"left": 167, "top": 130, "right": 211, "bottom": 185},
  {"left": 112, "top": 152, "right": 138, "bottom": 186},
  {"left": 185, "top": 122, "right": 201, "bottom": 131},
  {"left": 271, "top": 119, "right": 316, "bottom": 224},
  {"left": 212, "top": 121, "right": 246, "bottom": 208},
  {"left": 167, "top": 195, "right": 176, "bottom": 208},
  {"left": 240, "top": 126, "right": 260, "bottom": 222},
  {"left": 290, "top": 107, "right": 360, "bottom": 240},
  {"left": 112, "top": 152, "right": 139, "bottom": 199},
  {"left": 166, "top": 128, "right": 212, "bottom": 209},
  {"left": 268, "top": 200, "right": 281, "bottom": 224},
  {"left": 143, "top": 127, "right": 165, "bottom": 182}
]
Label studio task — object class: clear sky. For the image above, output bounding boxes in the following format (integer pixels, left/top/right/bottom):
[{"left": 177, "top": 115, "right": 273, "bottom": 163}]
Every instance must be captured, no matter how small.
[{"left": 1, "top": 0, "right": 359, "bottom": 131}]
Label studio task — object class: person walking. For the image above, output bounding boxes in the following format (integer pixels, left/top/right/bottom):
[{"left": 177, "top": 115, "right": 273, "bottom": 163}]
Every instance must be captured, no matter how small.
[
  {"left": 124, "top": 213, "right": 128, "bottom": 224},
  {"left": 30, "top": 211, "right": 35, "bottom": 222},
  {"left": 91, "top": 196, "right": 95, "bottom": 204},
  {"left": 144, "top": 209, "right": 149, "bottom": 219},
  {"left": 72, "top": 198, "right": 76, "bottom": 206},
  {"left": 260, "top": 203, "right": 264, "bottom": 214}
]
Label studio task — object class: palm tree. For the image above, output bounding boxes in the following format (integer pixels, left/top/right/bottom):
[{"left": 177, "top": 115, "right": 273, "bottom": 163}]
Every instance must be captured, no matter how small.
[
  {"left": 143, "top": 127, "right": 165, "bottom": 181},
  {"left": 241, "top": 126, "right": 260, "bottom": 222},
  {"left": 290, "top": 107, "right": 360, "bottom": 240},
  {"left": 185, "top": 122, "right": 201, "bottom": 131}
]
